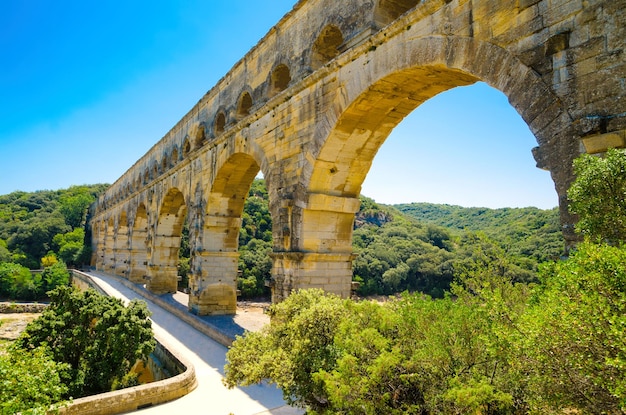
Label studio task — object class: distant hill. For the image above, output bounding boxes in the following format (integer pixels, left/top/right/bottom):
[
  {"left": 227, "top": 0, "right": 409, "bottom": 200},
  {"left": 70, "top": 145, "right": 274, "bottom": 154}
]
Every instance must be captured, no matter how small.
[{"left": 394, "top": 202, "right": 564, "bottom": 263}]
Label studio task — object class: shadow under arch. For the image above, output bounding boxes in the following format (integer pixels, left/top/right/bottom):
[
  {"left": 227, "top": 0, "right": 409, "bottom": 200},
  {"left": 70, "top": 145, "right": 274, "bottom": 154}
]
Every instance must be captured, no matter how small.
[{"left": 188, "top": 152, "right": 262, "bottom": 315}]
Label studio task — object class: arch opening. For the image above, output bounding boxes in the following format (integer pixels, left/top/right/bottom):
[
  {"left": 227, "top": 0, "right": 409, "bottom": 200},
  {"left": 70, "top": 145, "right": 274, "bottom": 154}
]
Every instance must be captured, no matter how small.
[
  {"left": 294, "top": 62, "right": 563, "bottom": 302},
  {"left": 361, "top": 82, "right": 558, "bottom": 209},
  {"left": 194, "top": 124, "right": 207, "bottom": 148},
  {"left": 182, "top": 139, "right": 191, "bottom": 158},
  {"left": 374, "top": 0, "right": 420, "bottom": 27},
  {"left": 312, "top": 25, "right": 344, "bottom": 70},
  {"left": 270, "top": 64, "right": 291, "bottom": 97},
  {"left": 188, "top": 152, "right": 262, "bottom": 315},
  {"left": 237, "top": 91, "right": 253, "bottom": 119},
  {"left": 215, "top": 112, "right": 226, "bottom": 135}
]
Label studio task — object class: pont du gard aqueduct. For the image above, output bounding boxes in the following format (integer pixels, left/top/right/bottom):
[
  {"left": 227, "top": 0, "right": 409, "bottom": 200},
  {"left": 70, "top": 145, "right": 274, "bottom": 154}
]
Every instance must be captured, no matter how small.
[{"left": 88, "top": 0, "right": 626, "bottom": 315}]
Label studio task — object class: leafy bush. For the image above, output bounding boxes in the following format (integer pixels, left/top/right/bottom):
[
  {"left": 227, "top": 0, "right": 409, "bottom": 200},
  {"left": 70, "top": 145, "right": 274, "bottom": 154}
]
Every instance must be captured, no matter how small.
[
  {"left": 568, "top": 148, "right": 626, "bottom": 244},
  {"left": 0, "top": 346, "right": 69, "bottom": 415},
  {"left": 41, "top": 261, "right": 70, "bottom": 293},
  {"left": 225, "top": 290, "right": 519, "bottom": 414},
  {"left": 14, "top": 286, "right": 155, "bottom": 398},
  {"left": 511, "top": 242, "right": 626, "bottom": 413},
  {"left": 0, "top": 262, "right": 42, "bottom": 300}
]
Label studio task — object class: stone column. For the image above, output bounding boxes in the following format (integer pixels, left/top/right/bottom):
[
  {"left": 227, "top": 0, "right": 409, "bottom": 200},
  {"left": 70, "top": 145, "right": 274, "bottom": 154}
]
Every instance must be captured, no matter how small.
[
  {"left": 114, "top": 229, "right": 130, "bottom": 278},
  {"left": 187, "top": 212, "right": 241, "bottom": 315},
  {"left": 269, "top": 192, "right": 360, "bottom": 302},
  {"left": 188, "top": 251, "right": 239, "bottom": 315},
  {"left": 270, "top": 251, "right": 355, "bottom": 303},
  {"left": 128, "top": 248, "right": 149, "bottom": 283},
  {"left": 146, "top": 263, "right": 178, "bottom": 294}
]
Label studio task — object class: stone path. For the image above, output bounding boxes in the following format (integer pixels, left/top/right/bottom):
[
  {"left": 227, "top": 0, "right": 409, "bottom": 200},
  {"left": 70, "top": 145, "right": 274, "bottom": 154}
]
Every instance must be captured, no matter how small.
[{"left": 84, "top": 271, "right": 303, "bottom": 415}]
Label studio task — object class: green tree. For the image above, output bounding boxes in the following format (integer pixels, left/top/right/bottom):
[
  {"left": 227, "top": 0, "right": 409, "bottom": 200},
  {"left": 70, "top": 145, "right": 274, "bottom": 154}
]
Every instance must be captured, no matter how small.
[
  {"left": 14, "top": 286, "right": 155, "bottom": 398},
  {"left": 224, "top": 290, "right": 350, "bottom": 412},
  {"left": 568, "top": 148, "right": 626, "bottom": 244},
  {"left": 53, "top": 228, "right": 86, "bottom": 266},
  {"left": 511, "top": 242, "right": 626, "bottom": 413},
  {"left": 225, "top": 289, "right": 521, "bottom": 414},
  {"left": 58, "top": 186, "right": 96, "bottom": 228},
  {"left": 0, "top": 262, "right": 42, "bottom": 300},
  {"left": 41, "top": 261, "right": 70, "bottom": 292},
  {"left": 0, "top": 346, "right": 69, "bottom": 415}
]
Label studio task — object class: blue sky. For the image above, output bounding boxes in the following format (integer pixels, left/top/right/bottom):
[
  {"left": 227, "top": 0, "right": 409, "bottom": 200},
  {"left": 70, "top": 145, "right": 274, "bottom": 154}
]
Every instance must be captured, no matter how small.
[{"left": 0, "top": 1, "right": 558, "bottom": 209}]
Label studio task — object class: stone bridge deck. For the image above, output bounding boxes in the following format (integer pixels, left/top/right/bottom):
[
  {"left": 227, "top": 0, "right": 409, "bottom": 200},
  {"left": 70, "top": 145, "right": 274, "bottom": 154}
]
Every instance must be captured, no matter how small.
[{"left": 82, "top": 270, "right": 302, "bottom": 415}]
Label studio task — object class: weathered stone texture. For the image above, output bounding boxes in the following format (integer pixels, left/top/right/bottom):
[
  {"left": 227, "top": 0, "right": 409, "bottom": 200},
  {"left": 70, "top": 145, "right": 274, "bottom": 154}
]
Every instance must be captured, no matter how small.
[{"left": 89, "top": 0, "right": 626, "bottom": 314}]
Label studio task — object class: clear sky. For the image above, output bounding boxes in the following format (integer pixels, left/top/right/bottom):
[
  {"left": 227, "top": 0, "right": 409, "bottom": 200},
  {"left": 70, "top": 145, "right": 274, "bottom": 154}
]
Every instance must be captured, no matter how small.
[{"left": 0, "top": 1, "right": 558, "bottom": 209}]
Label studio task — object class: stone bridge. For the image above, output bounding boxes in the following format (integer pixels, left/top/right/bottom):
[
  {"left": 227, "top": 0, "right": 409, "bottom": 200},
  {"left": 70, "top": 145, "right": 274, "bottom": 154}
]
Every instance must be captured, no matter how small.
[{"left": 88, "top": 0, "right": 626, "bottom": 315}]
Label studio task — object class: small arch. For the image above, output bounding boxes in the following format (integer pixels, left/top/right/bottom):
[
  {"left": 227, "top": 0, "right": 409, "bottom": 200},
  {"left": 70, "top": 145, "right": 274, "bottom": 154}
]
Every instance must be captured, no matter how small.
[
  {"left": 374, "top": 0, "right": 419, "bottom": 27},
  {"left": 152, "top": 162, "right": 159, "bottom": 179},
  {"left": 237, "top": 91, "right": 253, "bottom": 119},
  {"left": 312, "top": 24, "right": 344, "bottom": 70},
  {"left": 143, "top": 168, "right": 149, "bottom": 184},
  {"left": 270, "top": 64, "right": 291, "bottom": 97},
  {"left": 171, "top": 146, "right": 179, "bottom": 165},
  {"left": 161, "top": 154, "right": 168, "bottom": 172},
  {"left": 215, "top": 111, "right": 226, "bottom": 135},
  {"left": 194, "top": 123, "right": 207, "bottom": 148},
  {"left": 182, "top": 138, "right": 191, "bottom": 158}
]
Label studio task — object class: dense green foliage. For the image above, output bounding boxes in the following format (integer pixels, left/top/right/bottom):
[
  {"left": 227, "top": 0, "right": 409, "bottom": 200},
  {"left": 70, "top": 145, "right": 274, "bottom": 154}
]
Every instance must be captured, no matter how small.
[
  {"left": 227, "top": 180, "right": 562, "bottom": 299},
  {"left": 568, "top": 148, "right": 626, "bottom": 244},
  {"left": 14, "top": 286, "right": 155, "bottom": 399},
  {"left": 395, "top": 202, "right": 563, "bottom": 263},
  {"left": 0, "top": 260, "right": 70, "bottom": 301},
  {"left": 225, "top": 152, "right": 626, "bottom": 414},
  {"left": 237, "top": 179, "right": 273, "bottom": 297},
  {"left": 0, "top": 184, "right": 107, "bottom": 269},
  {"left": 225, "top": 242, "right": 626, "bottom": 414},
  {"left": 511, "top": 242, "right": 626, "bottom": 413},
  {"left": 0, "top": 346, "right": 69, "bottom": 414}
]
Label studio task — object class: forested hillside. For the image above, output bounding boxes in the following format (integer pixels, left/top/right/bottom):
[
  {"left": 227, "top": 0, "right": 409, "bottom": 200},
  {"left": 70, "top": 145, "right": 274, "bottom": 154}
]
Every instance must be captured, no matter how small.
[
  {"left": 0, "top": 185, "right": 107, "bottom": 269},
  {"left": 0, "top": 184, "right": 108, "bottom": 300},
  {"left": 395, "top": 202, "right": 563, "bottom": 263},
  {"left": 232, "top": 180, "right": 563, "bottom": 298},
  {"left": 0, "top": 181, "right": 563, "bottom": 301}
]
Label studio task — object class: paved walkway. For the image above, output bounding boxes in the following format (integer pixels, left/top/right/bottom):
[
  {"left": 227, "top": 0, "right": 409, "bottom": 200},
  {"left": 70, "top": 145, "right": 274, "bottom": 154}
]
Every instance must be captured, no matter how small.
[{"left": 83, "top": 271, "right": 303, "bottom": 415}]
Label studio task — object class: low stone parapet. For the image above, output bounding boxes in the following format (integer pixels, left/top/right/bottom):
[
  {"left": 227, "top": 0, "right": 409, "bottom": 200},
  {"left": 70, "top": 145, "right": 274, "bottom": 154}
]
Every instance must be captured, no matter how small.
[
  {"left": 56, "top": 270, "right": 199, "bottom": 415},
  {"left": 0, "top": 302, "right": 47, "bottom": 313},
  {"left": 58, "top": 344, "right": 197, "bottom": 415}
]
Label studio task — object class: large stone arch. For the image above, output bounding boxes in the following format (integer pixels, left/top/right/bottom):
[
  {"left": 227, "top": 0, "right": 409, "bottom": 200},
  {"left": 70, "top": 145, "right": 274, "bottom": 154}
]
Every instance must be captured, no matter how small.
[
  {"left": 148, "top": 187, "right": 187, "bottom": 294},
  {"left": 188, "top": 152, "right": 261, "bottom": 315},
  {"left": 271, "top": 36, "right": 575, "bottom": 301}
]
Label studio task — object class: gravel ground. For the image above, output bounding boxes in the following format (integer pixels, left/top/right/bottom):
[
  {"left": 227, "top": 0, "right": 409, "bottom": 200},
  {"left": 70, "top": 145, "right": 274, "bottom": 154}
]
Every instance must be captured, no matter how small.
[{"left": 0, "top": 313, "right": 40, "bottom": 341}]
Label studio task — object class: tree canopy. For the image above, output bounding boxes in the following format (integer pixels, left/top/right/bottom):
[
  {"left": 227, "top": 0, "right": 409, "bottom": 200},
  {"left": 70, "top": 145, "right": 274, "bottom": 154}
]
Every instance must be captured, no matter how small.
[
  {"left": 225, "top": 151, "right": 626, "bottom": 414},
  {"left": 0, "top": 184, "right": 107, "bottom": 269},
  {"left": 568, "top": 147, "right": 626, "bottom": 244},
  {"left": 14, "top": 286, "right": 155, "bottom": 399}
]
